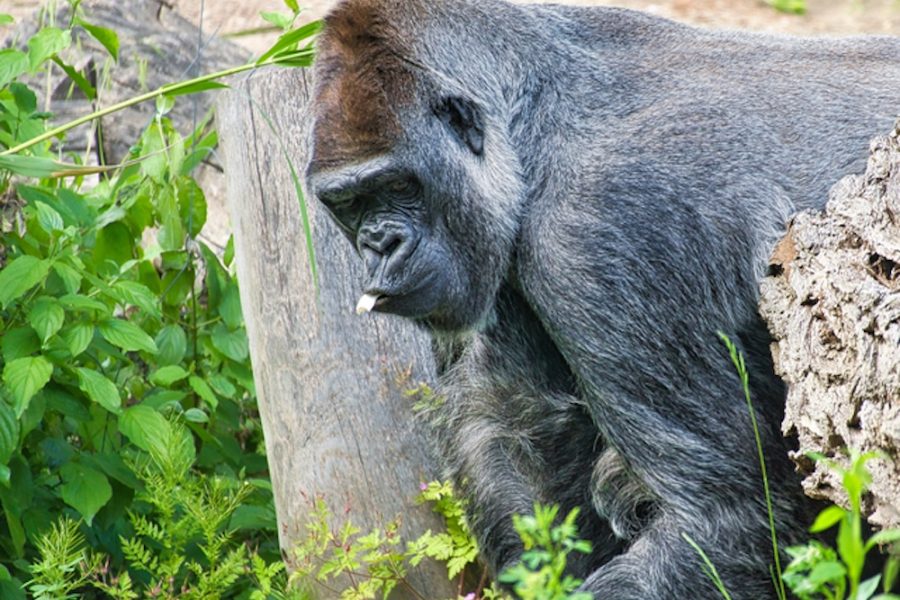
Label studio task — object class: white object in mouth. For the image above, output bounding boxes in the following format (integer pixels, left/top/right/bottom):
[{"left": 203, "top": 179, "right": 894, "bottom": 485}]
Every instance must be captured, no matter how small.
[{"left": 355, "top": 293, "right": 380, "bottom": 315}]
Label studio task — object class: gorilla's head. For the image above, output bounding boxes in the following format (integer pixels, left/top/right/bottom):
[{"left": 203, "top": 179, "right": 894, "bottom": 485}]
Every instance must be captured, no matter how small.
[{"left": 305, "top": 0, "right": 525, "bottom": 333}]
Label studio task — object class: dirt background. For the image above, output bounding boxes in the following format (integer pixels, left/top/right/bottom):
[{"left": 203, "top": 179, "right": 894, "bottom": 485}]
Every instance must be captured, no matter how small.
[{"left": 6, "top": 0, "right": 900, "bottom": 54}]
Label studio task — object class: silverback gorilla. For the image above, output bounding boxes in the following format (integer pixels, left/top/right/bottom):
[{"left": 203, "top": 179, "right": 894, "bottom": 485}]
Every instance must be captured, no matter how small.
[{"left": 304, "top": 0, "right": 899, "bottom": 597}]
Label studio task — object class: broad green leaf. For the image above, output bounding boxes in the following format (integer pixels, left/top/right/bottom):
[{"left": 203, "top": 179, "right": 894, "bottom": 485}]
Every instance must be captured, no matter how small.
[
  {"left": 219, "top": 283, "right": 243, "bottom": 329},
  {"left": 261, "top": 11, "right": 292, "bottom": 29},
  {"left": 0, "top": 49, "right": 28, "bottom": 88},
  {"left": 257, "top": 20, "right": 322, "bottom": 64},
  {"left": 0, "top": 255, "right": 50, "bottom": 308},
  {"left": 0, "top": 14, "right": 14, "bottom": 26},
  {"left": 283, "top": 0, "right": 299, "bottom": 11},
  {"left": 26, "top": 27, "right": 71, "bottom": 71},
  {"left": 34, "top": 201, "right": 64, "bottom": 233},
  {"left": 2, "top": 356, "right": 52, "bottom": 417},
  {"left": 98, "top": 319, "right": 158, "bottom": 354},
  {"left": 211, "top": 324, "right": 249, "bottom": 362},
  {"left": 77, "top": 20, "right": 119, "bottom": 61},
  {"left": 139, "top": 121, "right": 166, "bottom": 181},
  {"left": 0, "top": 155, "right": 60, "bottom": 178},
  {"left": 155, "top": 325, "right": 187, "bottom": 366},
  {"left": 208, "top": 373, "right": 236, "bottom": 398},
  {"left": 224, "top": 235, "right": 235, "bottom": 267},
  {"left": 810, "top": 505, "right": 845, "bottom": 533},
  {"left": 58, "top": 293, "right": 108, "bottom": 313},
  {"left": 149, "top": 365, "right": 189, "bottom": 387},
  {"left": 61, "top": 323, "right": 93, "bottom": 357},
  {"left": 51, "top": 56, "right": 96, "bottom": 100},
  {"left": 0, "top": 401, "right": 18, "bottom": 465},
  {"left": 59, "top": 463, "right": 111, "bottom": 525},
  {"left": 76, "top": 367, "right": 121, "bottom": 414},
  {"left": 1, "top": 327, "right": 40, "bottom": 362},
  {"left": 857, "top": 574, "right": 880, "bottom": 600},
  {"left": 157, "top": 187, "right": 185, "bottom": 251},
  {"left": 177, "top": 176, "right": 207, "bottom": 236},
  {"left": 9, "top": 82, "right": 36, "bottom": 113},
  {"left": 93, "top": 222, "right": 133, "bottom": 273},
  {"left": 108, "top": 280, "right": 160, "bottom": 317},
  {"left": 188, "top": 375, "right": 218, "bottom": 410},
  {"left": 51, "top": 262, "right": 83, "bottom": 295},
  {"left": 183, "top": 407, "right": 208, "bottom": 423},
  {"left": 118, "top": 405, "right": 169, "bottom": 452},
  {"left": 27, "top": 296, "right": 64, "bottom": 343}
]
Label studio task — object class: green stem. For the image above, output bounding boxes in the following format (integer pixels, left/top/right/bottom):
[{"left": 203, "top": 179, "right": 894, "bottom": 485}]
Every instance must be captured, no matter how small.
[{"left": 1, "top": 51, "right": 312, "bottom": 157}]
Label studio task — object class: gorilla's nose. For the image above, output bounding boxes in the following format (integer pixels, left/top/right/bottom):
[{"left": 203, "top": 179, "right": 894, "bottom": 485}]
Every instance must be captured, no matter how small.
[
  {"left": 358, "top": 221, "right": 417, "bottom": 281},
  {"left": 359, "top": 223, "right": 406, "bottom": 256}
]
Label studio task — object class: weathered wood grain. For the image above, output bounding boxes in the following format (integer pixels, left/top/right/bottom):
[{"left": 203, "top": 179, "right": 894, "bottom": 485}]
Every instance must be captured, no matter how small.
[{"left": 218, "top": 67, "right": 455, "bottom": 596}]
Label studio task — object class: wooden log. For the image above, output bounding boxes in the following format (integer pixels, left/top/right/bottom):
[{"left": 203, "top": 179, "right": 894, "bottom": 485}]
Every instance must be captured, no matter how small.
[{"left": 217, "top": 67, "right": 455, "bottom": 597}]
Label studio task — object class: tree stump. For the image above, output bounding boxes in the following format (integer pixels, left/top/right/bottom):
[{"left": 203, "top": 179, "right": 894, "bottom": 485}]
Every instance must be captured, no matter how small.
[
  {"left": 217, "top": 67, "right": 455, "bottom": 597},
  {"left": 760, "top": 121, "right": 900, "bottom": 530}
]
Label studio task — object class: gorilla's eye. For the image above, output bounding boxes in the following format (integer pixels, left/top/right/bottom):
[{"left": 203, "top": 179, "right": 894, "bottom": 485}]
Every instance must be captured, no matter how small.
[{"left": 387, "top": 176, "right": 419, "bottom": 195}]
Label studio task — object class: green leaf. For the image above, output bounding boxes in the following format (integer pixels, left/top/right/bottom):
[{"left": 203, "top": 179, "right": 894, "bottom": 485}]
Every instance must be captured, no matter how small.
[
  {"left": 118, "top": 405, "right": 169, "bottom": 452},
  {"left": 257, "top": 20, "right": 322, "bottom": 64},
  {"left": 58, "top": 293, "right": 108, "bottom": 313},
  {"left": 149, "top": 365, "right": 189, "bottom": 387},
  {"left": 0, "top": 49, "right": 28, "bottom": 88},
  {"left": 162, "top": 80, "right": 228, "bottom": 98},
  {"left": 183, "top": 407, "right": 208, "bottom": 423},
  {"left": 26, "top": 27, "right": 71, "bottom": 72},
  {"left": 0, "top": 401, "right": 19, "bottom": 465},
  {"left": 283, "top": 0, "right": 299, "bottom": 13},
  {"left": 60, "top": 463, "right": 111, "bottom": 525},
  {"left": 77, "top": 368, "right": 121, "bottom": 414},
  {"left": 51, "top": 56, "right": 96, "bottom": 101},
  {"left": 0, "top": 255, "right": 50, "bottom": 308},
  {"left": 2, "top": 356, "right": 53, "bottom": 417},
  {"left": 27, "top": 296, "right": 64, "bottom": 343},
  {"left": 98, "top": 319, "right": 158, "bottom": 354},
  {"left": 52, "top": 262, "right": 83, "bottom": 295},
  {"left": 139, "top": 121, "right": 167, "bottom": 182},
  {"left": 211, "top": 324, "right": 249, "bottom": 362},
  {"left": 1, "top": 327, "right": 40, "bottom": 362},
  {"left": 0, "top": 14, "right": 14, "bottom": 26},
  {"left": 261, "top": 11, "right": 292, "bottom": 29},
  {"left": 33, "top": 201, "right": 64, "bottom": 233},
  {"left": 77, "top": 20, "right": 119, "bottom": 61},
  {"left": 93, "top": 222, "right": 134, "bottom": 273},
  {"left": 188, "top": 375, "right": 218, "bottom": 411},
  {"left": 219, "top": 283, "right": 243, "bottom": 329},
  {"left": 157, "top": 187, "right": 185, "bottom": 251},
  {"left": 107, "top": 280, "right": 160, "bottom": 317},
  {"left": 9, "top": 82, "right": 36, "bottom": 113},
  {"left": 177, "top": 176, "right": 207, "bottom": 236},
  {"left": 0, "top": 155, "right": 61, "bottom": 178},
  {"left": 865, "top": 528, "right": 900, "bottom": 551},
  {"left": 208, "top": 373, "right": 236, "bottom": 398},
  {"left": 810, "top": 505, "right": 846, "bottom": 533},
  {"left": 155, "top": 325, "right": 187, "bottom": 366},
  {"left": 61, "top": 323, "right": 94, "bottom": 357}
]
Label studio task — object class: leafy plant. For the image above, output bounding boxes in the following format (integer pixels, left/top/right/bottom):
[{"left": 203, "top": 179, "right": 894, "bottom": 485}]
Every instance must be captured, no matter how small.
[
  {"left": 782, "top": 452, "right": 900, "bottom": 600},
  {"left": 0, "top": 0, "right": 319, "bottom": 595},
  {"left": 498, "top": 504, "right": 592, "bottom": 600},
  {"left": 765, "top": 0, "right": 807, "bottom": 15}
]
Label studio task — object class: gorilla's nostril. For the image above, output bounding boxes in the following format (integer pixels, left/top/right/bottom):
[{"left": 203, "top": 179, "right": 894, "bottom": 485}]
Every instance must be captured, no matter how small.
[{"left": 383, "top": 237, "right": 402, "bottom": 256}]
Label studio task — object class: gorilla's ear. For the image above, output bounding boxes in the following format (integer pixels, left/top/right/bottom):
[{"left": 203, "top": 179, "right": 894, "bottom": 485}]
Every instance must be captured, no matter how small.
[{"left": 435, "top": 96, "right": 484, "bottom": 156}]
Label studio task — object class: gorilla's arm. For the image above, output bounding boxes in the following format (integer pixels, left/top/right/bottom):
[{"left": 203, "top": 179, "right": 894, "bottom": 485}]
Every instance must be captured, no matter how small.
[{"left": 517, "top": 173, "right": 809, "bottom": 598}]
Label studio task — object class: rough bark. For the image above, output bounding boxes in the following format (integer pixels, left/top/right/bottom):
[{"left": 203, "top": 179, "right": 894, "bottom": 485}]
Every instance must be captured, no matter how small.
[
  {"left": 760, "top": 121, "right": 900, "bottom": 530},
  {"left": 217, "top": 68, "right": 456, "bottom": 597}
]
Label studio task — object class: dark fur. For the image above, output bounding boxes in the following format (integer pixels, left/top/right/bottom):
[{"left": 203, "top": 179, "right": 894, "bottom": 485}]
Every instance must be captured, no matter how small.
[{"left": 305, "top": 1, "right": 900, "bottom": 597}]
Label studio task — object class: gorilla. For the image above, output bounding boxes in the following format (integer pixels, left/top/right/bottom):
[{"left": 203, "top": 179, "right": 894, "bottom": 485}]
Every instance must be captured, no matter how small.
[{"left": 304, "top": 0, "right": 899, "bottom": 597}]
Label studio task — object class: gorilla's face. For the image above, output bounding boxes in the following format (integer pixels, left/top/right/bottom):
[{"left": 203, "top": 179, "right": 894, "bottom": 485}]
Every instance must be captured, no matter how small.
[{"left": 309, "top": 155, "right": 463, "bottom": 326}]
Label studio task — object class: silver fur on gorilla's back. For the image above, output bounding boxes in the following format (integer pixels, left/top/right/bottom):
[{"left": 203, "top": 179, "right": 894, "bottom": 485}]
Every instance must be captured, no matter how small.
[{"left": 305, "top": 0, "right": 900, "bottom": 597}]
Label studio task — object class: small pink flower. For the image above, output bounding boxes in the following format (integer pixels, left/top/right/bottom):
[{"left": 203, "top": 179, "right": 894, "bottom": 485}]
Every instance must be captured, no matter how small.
[
  {"left": 463, "top": 594, "right": 476, "bottom": 600},
  {"left": 419, "top": 482, "right": 428, "bottom": 491}
]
